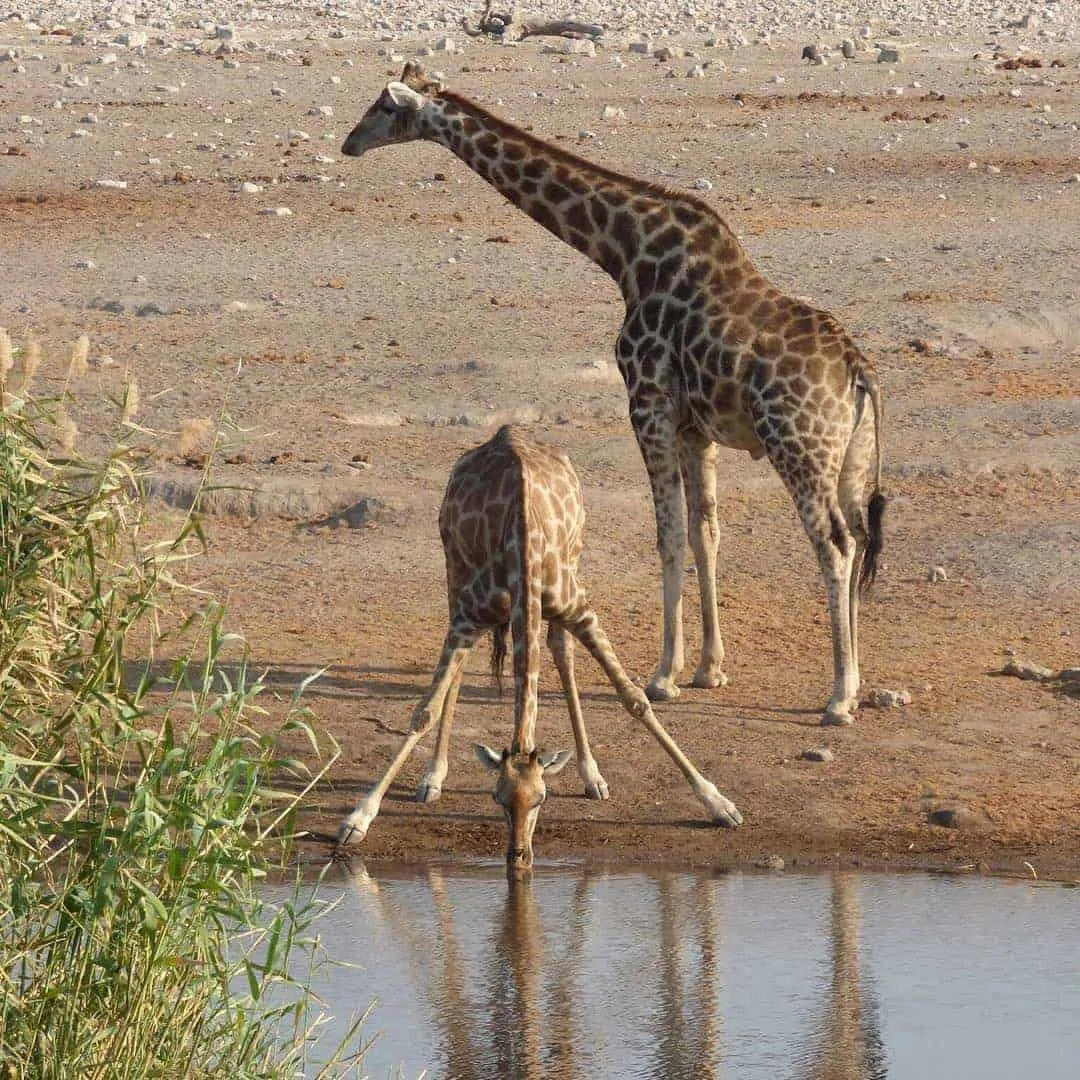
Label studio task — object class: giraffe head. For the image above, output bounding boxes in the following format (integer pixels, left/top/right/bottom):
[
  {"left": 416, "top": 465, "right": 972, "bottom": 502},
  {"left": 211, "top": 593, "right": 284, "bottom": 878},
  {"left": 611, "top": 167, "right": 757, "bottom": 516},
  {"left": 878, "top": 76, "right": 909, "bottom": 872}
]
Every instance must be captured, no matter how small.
[
  {"left": 341, "top": 62, "right": 443, "bottom": 157},
  {"left": 474, "top": 744, "right": 572, "bottom": 872}
]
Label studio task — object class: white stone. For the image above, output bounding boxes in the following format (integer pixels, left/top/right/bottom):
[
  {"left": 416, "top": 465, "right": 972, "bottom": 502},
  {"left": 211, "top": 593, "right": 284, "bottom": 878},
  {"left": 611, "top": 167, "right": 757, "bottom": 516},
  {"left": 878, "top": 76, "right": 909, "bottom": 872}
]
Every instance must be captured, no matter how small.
[
  {"left": 260, "top": 206, "right": 293, "bottom": 217},
  {"left": 691, "top": 178, "right": 713, "bottom": 191},
  {"left": 561, "top": 38, "right": 596, "bottom": 57},
  {"left": 309, "top": 105, "right": 334, "bottom": 117},
  {"left": 601, "top": 105, "right": 625, "bottom": 121},
  {"left": 240, "top": 181, "right": 263, "bottom": 194},
  {"left": 93, "top": 179, "right": 127, "bottom": 189}
]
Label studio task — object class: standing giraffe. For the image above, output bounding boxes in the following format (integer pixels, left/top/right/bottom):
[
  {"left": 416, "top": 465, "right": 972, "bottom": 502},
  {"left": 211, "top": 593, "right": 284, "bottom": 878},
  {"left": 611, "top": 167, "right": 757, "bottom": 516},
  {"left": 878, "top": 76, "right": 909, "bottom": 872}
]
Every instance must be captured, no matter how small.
[
  {"left": 337, "top": 425, "right": 741, "bottom": 867},
  {"left": 342, "top": 64, "right": 886, "bottom": 725}
]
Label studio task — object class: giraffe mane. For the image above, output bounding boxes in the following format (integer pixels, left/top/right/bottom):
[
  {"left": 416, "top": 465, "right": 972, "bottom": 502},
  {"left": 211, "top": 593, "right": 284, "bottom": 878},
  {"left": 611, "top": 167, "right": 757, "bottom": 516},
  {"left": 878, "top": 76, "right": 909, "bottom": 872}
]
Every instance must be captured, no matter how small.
[{"left": 432, "top": 86, "right": 738, "bottom": 236}]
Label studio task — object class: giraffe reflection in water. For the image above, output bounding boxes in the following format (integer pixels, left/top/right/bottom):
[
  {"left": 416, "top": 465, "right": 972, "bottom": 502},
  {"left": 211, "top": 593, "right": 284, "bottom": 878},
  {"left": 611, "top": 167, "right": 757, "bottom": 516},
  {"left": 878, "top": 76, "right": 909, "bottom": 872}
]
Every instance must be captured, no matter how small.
[
  {"left": 341, "top": 865, "right": 886, "bottom": 1079},
  {"left": 803, "top": 873, "right": 887, "bottom": 1080}
]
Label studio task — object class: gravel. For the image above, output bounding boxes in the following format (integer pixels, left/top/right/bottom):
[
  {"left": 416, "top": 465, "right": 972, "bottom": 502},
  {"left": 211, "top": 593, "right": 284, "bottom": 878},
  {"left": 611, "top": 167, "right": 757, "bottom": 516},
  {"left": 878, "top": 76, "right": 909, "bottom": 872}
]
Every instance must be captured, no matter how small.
[{"left": 2, "top": 1, "right": 1078, "bottom": 50}]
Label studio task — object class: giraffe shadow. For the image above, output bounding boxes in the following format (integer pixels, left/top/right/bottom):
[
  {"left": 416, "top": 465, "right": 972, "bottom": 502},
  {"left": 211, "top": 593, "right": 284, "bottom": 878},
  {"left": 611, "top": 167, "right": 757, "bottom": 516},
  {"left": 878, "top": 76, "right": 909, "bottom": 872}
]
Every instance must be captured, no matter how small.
[{"left": 673, "top": 698, "right": 826, "bottom": 728}]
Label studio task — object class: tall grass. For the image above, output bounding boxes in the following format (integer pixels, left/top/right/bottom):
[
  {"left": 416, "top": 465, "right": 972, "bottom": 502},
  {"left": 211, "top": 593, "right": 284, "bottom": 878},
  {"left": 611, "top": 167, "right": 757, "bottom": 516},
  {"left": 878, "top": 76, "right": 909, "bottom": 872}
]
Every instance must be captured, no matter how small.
[{"left": 0, "top": 333, "right": 362, "bottom": 1078}]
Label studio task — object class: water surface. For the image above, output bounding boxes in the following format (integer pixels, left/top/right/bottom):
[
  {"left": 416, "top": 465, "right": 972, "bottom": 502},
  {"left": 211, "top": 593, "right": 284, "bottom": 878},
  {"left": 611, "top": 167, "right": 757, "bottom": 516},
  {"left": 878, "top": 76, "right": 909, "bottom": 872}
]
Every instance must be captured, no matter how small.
[{"left": 273, "top": 864, "right": 1079, "bottom": 1078}]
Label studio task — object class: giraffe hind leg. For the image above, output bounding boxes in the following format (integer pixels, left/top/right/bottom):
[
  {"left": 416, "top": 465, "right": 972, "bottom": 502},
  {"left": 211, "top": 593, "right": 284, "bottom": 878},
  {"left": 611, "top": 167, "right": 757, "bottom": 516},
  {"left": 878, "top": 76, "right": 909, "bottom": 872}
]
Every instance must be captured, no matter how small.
[
  {"left": 836, "top": 413, "right": 878, "bottom": 717},
  {"left": 757, "top": 412, "right": 859, "bottom": 726}
]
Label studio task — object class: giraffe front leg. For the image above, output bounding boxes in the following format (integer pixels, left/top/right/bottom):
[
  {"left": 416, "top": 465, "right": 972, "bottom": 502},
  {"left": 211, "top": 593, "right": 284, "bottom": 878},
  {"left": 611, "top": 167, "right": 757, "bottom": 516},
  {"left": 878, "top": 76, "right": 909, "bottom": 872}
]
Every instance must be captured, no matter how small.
[
  {"left": 415, "top": 665, "right": 462, "bottom": 804},
  {"left": 337, "top": 636, "right": 475, "bottom": 847},
  {"left": 568, "top": 609, "right": 742, "bottom": 827},
  {"left": 680, "top": 431, "right": 729, "bottom": 689},
  {"left": 547, "top": 621, "right": 609, "bottom": 800},
  {"left": 628, "top": 390, "right": 688, "bottom": 703}
]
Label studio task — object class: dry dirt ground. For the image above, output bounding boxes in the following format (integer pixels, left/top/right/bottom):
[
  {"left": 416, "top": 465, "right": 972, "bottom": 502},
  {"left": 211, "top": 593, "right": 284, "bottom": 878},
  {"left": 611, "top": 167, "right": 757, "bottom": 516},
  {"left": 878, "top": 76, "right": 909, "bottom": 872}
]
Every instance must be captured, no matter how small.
[{"left": 3, "top": 25, "right": 1079, "bottom": 878}]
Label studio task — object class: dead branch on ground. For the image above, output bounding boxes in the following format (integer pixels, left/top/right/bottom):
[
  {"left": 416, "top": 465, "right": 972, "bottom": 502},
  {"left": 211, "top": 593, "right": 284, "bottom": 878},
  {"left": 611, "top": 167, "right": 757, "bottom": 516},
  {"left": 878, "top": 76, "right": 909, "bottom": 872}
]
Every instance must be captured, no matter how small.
[{"left": 461, "top": 3, "right": 603, "bottom": 41}]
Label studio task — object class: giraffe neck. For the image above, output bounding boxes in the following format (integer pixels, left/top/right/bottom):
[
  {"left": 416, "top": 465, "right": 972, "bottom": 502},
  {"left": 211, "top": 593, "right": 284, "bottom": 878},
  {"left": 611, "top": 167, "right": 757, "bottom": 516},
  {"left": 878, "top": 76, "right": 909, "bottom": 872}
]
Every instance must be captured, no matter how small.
[{"left": 422, "top": 91, "right": 749, "bottom": 303}]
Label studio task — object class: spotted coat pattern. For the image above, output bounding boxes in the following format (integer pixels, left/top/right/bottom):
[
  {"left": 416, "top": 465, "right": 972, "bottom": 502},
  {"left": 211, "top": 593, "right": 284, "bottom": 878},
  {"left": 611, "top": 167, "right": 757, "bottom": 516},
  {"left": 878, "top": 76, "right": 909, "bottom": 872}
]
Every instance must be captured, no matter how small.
[
  {"left": 342, "top": 64, "right": 886, "bottom": 726},
  {"left": 337, "top": 426, "right": 742, "bottom": 868}
]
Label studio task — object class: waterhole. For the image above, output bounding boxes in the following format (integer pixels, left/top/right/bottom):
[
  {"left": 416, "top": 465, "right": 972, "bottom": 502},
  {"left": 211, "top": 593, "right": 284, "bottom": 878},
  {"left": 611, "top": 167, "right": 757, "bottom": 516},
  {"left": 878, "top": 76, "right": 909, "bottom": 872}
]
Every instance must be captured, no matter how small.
[{"left": 266, "top": 863, "right": 1079, "bottom": 1078}]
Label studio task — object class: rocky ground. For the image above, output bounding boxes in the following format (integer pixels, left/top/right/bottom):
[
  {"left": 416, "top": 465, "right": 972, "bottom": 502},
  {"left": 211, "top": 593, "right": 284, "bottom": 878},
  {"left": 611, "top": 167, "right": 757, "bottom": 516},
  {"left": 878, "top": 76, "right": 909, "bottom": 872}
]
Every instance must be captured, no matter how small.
[{"left": 2, "top": 3, "right": 1078, "bottom": 878}]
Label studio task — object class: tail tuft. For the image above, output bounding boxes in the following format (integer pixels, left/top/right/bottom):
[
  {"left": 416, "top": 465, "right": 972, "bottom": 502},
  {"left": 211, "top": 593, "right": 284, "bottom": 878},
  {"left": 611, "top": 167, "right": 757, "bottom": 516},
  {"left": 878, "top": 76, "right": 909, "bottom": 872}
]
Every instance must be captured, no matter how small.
[{"left": 859, "top": 491, "right": 887, "bottom": 593}]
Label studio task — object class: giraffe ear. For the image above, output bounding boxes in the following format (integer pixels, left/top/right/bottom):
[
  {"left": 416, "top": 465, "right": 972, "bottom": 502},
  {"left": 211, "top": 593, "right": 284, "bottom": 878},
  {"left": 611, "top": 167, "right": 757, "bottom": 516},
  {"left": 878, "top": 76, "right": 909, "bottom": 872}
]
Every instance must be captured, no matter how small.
[
  {"left": 385, "top": 81, "right": 427, "bottom": 111},
  {"left": 537, "top": 749, "right": 573, "bottom": 775},
  {"left": 474, "top": 744, "right": 504, "bottom": 771}
]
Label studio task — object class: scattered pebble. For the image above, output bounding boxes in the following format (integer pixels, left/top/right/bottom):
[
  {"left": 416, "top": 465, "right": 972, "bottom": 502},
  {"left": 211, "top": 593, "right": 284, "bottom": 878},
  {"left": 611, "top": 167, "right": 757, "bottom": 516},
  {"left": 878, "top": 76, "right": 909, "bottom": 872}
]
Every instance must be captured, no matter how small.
[
  {"left": 928, "top": 565, "right": 948, "bottom": 583},
  {"left": 799, "top": 747, "right": 834, "bottom": 763},
  {"left": 863, "top": 688, "right": 912, "bottom": 708},
  {"left": 928, "top": 806, "right": 974, "bottom": 830},
  {"left": 259, "top": 206, "right": 293, "bottom": 217}
]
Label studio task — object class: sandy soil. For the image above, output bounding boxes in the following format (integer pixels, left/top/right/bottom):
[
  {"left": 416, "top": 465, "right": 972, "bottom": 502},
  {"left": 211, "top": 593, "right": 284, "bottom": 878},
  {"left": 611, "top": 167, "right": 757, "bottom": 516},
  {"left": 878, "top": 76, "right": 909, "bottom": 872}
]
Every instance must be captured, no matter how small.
[{"left": 3, "top": 24, "right": 1078, "bottom": 878}]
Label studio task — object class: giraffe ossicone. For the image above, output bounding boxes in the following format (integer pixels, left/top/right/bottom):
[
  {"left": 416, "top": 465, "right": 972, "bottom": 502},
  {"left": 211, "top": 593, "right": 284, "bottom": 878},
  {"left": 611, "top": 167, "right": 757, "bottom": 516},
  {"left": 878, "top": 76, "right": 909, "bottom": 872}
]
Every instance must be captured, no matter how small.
[
  {"left": 336, "top": 426, "right": 741, "bottom": 869},
  {"left": 342, "top": 64, "right": 886, "bottom": 727}
]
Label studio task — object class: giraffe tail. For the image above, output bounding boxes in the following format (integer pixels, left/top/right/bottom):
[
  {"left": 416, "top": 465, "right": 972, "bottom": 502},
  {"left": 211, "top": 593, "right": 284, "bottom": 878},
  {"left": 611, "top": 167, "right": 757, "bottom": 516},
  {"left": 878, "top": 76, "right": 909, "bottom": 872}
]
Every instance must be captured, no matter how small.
[
  {"left": 490, "top": 621, "right": 510, "bottom": 696},
  {"left": 858, "top": 371, "right": 886, "bottom": 593}
]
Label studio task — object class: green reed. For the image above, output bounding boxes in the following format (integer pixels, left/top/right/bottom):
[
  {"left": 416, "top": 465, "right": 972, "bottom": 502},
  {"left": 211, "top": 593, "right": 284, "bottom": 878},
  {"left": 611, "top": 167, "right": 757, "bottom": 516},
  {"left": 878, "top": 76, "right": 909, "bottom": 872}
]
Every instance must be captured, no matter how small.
[{"left": 0, "top": 333, "right": 363, "bottom": 1078}]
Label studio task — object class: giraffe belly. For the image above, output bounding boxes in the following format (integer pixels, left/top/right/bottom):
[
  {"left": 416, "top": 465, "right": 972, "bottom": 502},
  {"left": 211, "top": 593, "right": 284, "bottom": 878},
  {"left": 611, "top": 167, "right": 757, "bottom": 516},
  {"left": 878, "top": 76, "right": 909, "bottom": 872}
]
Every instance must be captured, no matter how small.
[{"left": 685, "top": 388, "right": 763, "bottom": 456}]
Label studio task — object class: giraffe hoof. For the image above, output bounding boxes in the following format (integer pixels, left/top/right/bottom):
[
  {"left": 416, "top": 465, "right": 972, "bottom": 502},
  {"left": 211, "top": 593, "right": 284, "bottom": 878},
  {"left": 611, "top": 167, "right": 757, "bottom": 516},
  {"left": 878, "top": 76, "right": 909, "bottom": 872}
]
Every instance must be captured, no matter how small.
[
  {"left": 645, "top": 678, "right": 681, "bottom": 703},
  {"left": 691, "top": 669, "right": 729, "bottom": 690},
  {"left": 713, "top": 806, "right": 743, "bottom": 829},
  {"left": 416, "top": 782, "right": 443, "bottom": 805},
  {"left": 336, "top": 818, "right": 369, "bottom": 847},
  {"left": 700, "top": 783, "right": 743, "bottom": 827},
  {"left": 821, "top": 709, "right": 855, "bottom": 727},
  {"left": 585, "top": 777, "right": 610, "bottom": 801}
]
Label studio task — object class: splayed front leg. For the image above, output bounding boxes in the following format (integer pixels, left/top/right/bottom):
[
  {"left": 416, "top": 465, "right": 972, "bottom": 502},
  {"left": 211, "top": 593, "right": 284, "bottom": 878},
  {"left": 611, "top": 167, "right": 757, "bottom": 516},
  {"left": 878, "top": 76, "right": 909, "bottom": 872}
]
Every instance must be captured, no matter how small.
[{"left": 547, "top": 621, "right": 610, "bottom": 800}]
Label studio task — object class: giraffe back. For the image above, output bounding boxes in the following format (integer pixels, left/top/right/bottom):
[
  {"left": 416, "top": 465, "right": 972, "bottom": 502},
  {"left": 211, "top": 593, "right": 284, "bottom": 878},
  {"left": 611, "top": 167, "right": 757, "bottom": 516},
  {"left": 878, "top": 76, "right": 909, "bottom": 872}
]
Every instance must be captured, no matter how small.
[{"left": 438, "top": 425, "right": 584, "bottom": 611}]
